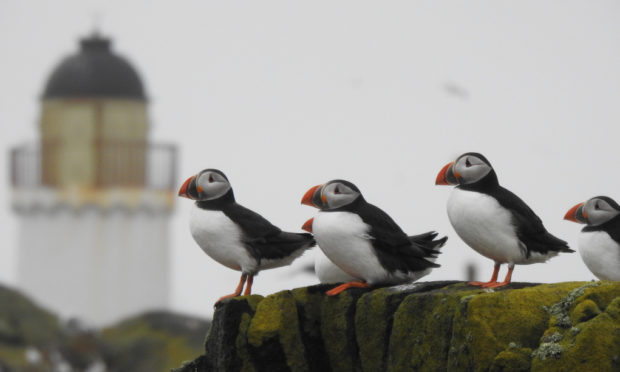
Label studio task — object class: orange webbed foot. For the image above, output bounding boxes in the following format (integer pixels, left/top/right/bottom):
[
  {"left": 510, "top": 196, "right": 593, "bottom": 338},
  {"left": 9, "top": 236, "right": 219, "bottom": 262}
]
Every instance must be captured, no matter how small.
[
  {"left": 215, "top": 274, "right": 248, "bottom": 304},
  {"left": 326, "top": 281, "right": 369, "bottom": 296},
  {"left": 216, "top": 293, "right": 241, "bottom": 303},
  {"left": 481, "top": 281, "right": 511, "bottom": 289},
  {"left": 468, "top": 280, "right": 496, "bottom": 287}
]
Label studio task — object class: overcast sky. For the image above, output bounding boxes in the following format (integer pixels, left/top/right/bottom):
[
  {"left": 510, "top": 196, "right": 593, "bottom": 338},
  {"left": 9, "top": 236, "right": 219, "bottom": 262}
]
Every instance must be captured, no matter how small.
[{"left": 1, "top": 1, "right": 619, "bottom": 319}]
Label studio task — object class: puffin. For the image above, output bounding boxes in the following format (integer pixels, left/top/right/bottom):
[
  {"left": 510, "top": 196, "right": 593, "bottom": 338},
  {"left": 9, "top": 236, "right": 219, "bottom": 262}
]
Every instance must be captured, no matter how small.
[
  {"left": 301, "top": 180, "right": 447, "bottom": 296},
  {"left": 435, "top": 152, "right": 573, "bottom": 288},
  {"left": 302, "top": 217, "right": 359, "bottom": 284},
  {"left": 178, "top": 169, "right": 315, "bottom": 302},
  {"left": 564, "top": 196, "right": 620, "bottom": 281}
]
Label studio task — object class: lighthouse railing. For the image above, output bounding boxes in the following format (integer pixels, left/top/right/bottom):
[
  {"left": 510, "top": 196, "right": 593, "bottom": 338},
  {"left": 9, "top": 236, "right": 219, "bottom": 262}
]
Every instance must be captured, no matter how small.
[{"left": 10, "top": 141, "right": 177, "bottom": 192}]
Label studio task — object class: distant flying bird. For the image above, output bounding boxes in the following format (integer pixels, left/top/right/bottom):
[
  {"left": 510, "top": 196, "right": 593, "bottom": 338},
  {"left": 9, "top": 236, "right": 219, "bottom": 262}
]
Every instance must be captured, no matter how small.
[
  {"left": 178, "top": 169, "right": 315, "bottom": 303},
  {"left": 443, "top": 81, "right": 469, "bottom": 100},
  {"left": 436, "top": 152, "right": 573, "bottom": 288},
  {"left": 301, "top": 180, "right": 446, "bottom": 296},
  {"left": 564, "top": 196, "right": 620, "bottom": 281}
]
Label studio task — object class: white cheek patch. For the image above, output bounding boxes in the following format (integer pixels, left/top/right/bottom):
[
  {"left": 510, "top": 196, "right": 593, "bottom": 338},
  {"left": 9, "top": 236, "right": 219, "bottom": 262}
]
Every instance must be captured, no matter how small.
[
  {"left": 459, "top": 164, "right": 491, "bottom": 185},
  {"left": 204, "top": 182, "right": 231, "bottom": 200},
  {"left": 587, "top": 209, "right": 620, "bottom": 226}
]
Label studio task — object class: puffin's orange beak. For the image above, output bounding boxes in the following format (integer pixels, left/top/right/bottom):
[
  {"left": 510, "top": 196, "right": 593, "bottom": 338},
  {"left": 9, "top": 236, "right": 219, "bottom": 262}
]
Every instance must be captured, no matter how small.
[
  {"left": 301, "top": 218, "right": 314, "bottom": 233},
  {"left": 435, "top": 162, "right": 457, "bottom": 185},
  {"left": 564, "top": 202, "right": 586, "bottom": 223},
  {"left": 302, "top": 185, "right": 322, "bottom": 208},
  {"left": 178, "top": 176, "right": 194, "bottom": 199}
]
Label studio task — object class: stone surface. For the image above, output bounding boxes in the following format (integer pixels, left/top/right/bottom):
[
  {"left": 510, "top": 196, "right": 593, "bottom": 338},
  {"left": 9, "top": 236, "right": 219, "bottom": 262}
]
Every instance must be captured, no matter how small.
[{"left": 175, "top": 281, "right": 620, "bottom": 372}]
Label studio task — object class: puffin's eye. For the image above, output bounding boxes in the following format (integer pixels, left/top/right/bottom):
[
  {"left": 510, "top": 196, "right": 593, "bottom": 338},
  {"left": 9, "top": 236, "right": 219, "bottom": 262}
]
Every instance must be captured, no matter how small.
[
  {"left": 594, "top": 202, "right": 600, "bottom": 210},
  {"left": 208, "top": 175, "right": 214, "bottom": 183},
  {"left": 465, "top": 158, "right": 472, "bottom": 167},
  {"left": 334, "top": 186, "right": 340, "bottom": 195}
]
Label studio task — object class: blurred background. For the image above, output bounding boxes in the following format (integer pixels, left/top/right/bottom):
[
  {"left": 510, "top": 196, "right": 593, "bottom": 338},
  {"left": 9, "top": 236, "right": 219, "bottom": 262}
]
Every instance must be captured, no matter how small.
[{"left": 1, "top": 1, "right": 619, "bottom": 369}]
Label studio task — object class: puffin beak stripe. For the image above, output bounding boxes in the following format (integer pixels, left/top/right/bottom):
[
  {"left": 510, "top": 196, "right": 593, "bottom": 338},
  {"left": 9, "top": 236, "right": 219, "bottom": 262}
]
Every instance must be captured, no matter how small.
[
  {"left": 435, "top": 162, "right": 457, "bottom": 185},
  {"left": 302, "top": 185, "right": 322, "bottom": 208},
  {"left": 564, "top": 202, "right": 586, "bottom": 223},
  {"left": 178, "top": 176, "right": 195, "bottom": 199},
  {"left": 301, "top": 218, "right": 314, "bottom": 233}
]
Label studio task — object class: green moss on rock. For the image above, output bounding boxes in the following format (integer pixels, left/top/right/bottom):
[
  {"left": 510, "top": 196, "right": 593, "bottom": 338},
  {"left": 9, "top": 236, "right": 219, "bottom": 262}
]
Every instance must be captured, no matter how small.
[
  {"left": 235, "top": 313, "right": 256, "bottom": 372},
  {"left": 203, "top": 295, "right": 263, "bottom": 371},
  {"left": 570, "top": 299, "right": 601, "bottom": 323},
  {"left": 606, "top": 296, "right": 620, "bottom": 320},
  {"left": 532, "top": 282, "right": 620, "bottom": 372},
  {"left": 102, "top": 311, "right": 209, "bottom": 372},
  {"left": 177, "top": 281, "right": 620, "bottom": 372},
  {"left": 490, "top": 345, "right": 532, "bottom": 372},
  {"left": 292, "top": 285, "right": 333, "bottom": 371},
  {"left": 355, "top": 287, "right": 408, "bottom": 372},
  {"left": 388, "top": 283, "right": 480, "bottom": 372},
  {"left": 0, "top": 284, "right": 60, "bottom": 346},
  {"left": 320, "top": 288, "right": 368, "bottom": 371},
  {"left": 449, "top": 282, "right": 585, "bottom": 370},
  {"left": 247, "top": 290, "right": 307, "bottom": 372}
]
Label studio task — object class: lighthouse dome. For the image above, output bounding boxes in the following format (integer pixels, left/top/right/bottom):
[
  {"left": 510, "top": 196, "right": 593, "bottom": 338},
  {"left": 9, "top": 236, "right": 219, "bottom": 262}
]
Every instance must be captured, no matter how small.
[{"left": 42, "top": 33, "right": 146, "bottom": 100}]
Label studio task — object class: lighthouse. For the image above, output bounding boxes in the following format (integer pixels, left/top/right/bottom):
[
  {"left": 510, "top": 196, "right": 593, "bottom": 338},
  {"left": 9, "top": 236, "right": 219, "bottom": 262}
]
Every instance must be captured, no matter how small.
[{"left": 10, "top": 33, "right": 177, "bottom": 326}]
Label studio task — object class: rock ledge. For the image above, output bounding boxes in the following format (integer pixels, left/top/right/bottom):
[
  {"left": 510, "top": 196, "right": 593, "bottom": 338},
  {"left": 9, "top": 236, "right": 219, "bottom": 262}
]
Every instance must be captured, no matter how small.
[{"left": 175, "top": 281, "right": 620, "bottom": 372}]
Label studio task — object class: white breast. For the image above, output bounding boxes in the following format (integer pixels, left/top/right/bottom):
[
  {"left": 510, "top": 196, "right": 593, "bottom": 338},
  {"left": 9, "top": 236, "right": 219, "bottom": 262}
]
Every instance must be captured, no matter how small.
[
  {"left": 189, "top": 206, "right": 257, "bottom": 273},
  {"left": 312, "top": 211, "right": 392, "bottom": 284},
  {"left": 314, "top": 249, "right": 358, "bottom": 284},
  {"left": 578, "top": 231, "right": 620, "bottom": 281},
  {"left": 447, "top": 188, "right": 532, "bottom": 264}
]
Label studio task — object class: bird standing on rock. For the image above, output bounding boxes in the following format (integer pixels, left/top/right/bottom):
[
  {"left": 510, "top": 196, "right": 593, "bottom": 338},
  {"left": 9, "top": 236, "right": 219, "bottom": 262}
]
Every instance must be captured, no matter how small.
[
  {"left": 301, "top": 180, "right": 446, "bottom": 296},
  {"left": 564, "top": 196, "right": 620, "bottom": 281},
  {"left": 302, "top": 216, "right": 359, "bottom": 284},
  {"left": 436, "top": 152, "right": 573, "bottom": 288},
  {"left": 178, "top": 169, "right": 315, "bottom": 303}
]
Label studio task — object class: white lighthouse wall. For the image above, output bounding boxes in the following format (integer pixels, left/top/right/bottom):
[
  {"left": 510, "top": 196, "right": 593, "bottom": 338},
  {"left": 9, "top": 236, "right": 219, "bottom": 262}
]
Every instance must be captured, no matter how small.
[{"left": 17, "top": 207, "right": 170, "bottom": 327}]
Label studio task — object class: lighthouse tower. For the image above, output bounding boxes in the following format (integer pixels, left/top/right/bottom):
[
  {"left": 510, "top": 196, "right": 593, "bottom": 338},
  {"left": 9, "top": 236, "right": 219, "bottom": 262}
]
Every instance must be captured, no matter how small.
[{"left": 10, "top": 33, "right": 176, "bottom": 326}]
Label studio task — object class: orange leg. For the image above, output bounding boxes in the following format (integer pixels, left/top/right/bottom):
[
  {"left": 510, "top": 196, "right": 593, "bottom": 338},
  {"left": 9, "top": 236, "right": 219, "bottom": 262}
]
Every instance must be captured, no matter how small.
[
  {"left": 468, "top": 263, "right": 500, "bottom": 287},
  {"left": 243, "top": 274, "right": 254, "bottom": 296},
  {"left": 326, "top": 281, "right": 370, "bottom": 296},
  {"left": 216, "top": 274, "right": 247, "bottom": 303},
  {"left": 484, "top": 264, "right": 514, "bottom": 289}
]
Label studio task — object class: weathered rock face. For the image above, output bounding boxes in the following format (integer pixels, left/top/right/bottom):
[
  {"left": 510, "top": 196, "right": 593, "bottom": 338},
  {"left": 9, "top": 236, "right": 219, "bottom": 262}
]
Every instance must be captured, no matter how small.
[{"left": 175, "top": 281, "right": 620, "bottom": 372}]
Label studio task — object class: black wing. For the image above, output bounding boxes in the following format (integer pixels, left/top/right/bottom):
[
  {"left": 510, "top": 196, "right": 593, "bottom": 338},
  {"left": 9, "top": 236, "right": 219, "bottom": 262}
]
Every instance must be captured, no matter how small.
[
  {"left": 492, "top": 186, "right": 573, "bottom": 256},
  {"left": 223, "top": 203, "right": 314, "bottom": 261},
  {"left": 409, "top": 231, "right": 447, "bottom": 258},
  {"left": 355, "top": 202, "right": 441, "bottom": 274},
  {"left": 248, "top": 231, "right": 315, "bottom": 261}
]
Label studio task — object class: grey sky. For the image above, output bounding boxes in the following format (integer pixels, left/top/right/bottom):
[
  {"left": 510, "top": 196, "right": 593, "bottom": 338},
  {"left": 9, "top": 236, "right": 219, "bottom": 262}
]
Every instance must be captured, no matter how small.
[{"left": 1, "top": 1, "right": 619, "bottom": 318}]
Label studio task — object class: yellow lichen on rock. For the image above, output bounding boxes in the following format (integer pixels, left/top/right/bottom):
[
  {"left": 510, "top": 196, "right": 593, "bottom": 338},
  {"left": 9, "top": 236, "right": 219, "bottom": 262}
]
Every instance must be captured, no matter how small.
[
  {"left": 247, "top": 290, "right": 308, "bottom": 371},
  {"left": 319, "top": 290, "right": 361, "bottom": 371},
  {"left": 450, "top": 282, "right": 586, "bottom": 370},
  {"left": 389, "top": 283, "right": 482, "bottom": 372},
  {"left": 531, "top": 282, "right": 620, "bottom": 372},
  {"left": 176, "top": 281, "right": 620, "bottom": 372}
]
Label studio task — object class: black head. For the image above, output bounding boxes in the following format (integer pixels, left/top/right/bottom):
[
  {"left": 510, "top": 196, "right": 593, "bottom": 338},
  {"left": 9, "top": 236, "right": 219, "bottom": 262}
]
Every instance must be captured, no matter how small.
[
  {"left": 178, "top": 168, "right": 234, "bottom": 202},
  {"left": 565, "top": 195, "right": 620, "bottom": 226},
  {"left": 320, "top": 179, "right": 363, "bottom": 210},
  {"left": 436, "top": 152, "right": 498, "bottom": 187}
]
